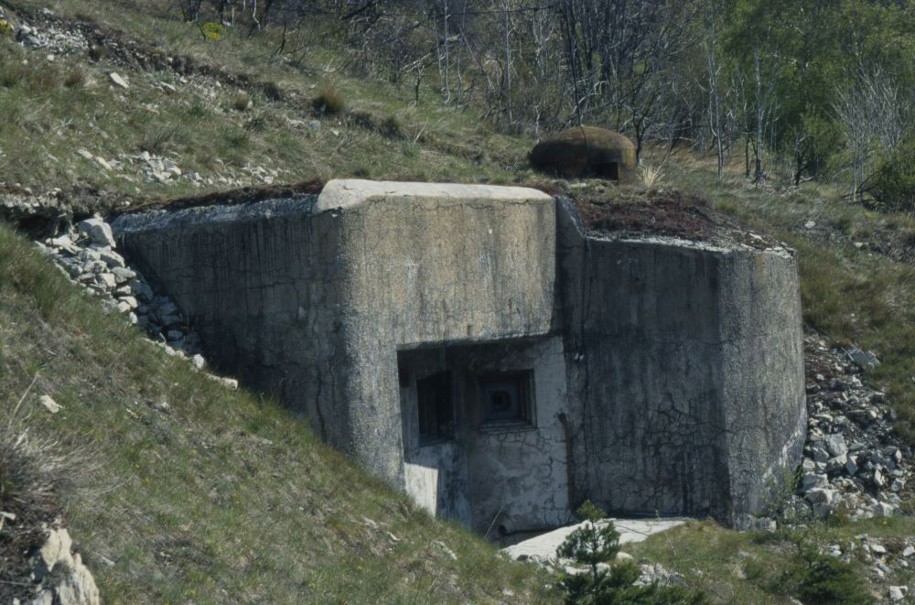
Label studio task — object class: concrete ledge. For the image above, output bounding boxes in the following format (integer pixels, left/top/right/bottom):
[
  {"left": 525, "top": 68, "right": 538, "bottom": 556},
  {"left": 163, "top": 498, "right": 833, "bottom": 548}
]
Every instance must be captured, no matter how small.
[{"left": 315, "top": 179, "right": 552, "bottom": 212}]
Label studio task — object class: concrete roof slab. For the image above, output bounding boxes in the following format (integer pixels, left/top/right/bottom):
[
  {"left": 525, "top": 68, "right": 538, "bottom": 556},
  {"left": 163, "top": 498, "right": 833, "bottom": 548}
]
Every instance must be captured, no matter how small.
[{"left": 316, "top": 179, "right": 553, "bottom": 213}]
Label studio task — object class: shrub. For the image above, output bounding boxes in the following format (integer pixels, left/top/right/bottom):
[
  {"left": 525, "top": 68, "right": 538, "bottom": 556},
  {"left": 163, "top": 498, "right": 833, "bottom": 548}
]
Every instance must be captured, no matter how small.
[
  {"left": 233, "top": 91, "right": 251, "bottom": 112},
  {"left": 312, "top": 83, "right": 344, "bottom": 116},
  {"left": 0, "top": 61, "right": 28, "bottom": 88},
  {"left": 262, "top": 81, "right": 283, "bottom": 102},
  {"left": 201, "top": 22, "right": 224, "bottom": 42},
  {"left": 140, "top": 124, "right": 181, "bottom": 154},
  {"left": 0, "top": 380, "right": 70, "bottom": 602},
  {"left": 781, "top": 543, "right": 874, "bottom": 605},
  {"left": 867, "top": 137, "right": 915, "bottom": 212},
  {"left": 245, "top": 115, "right": 268, "bottom": 132},
  {"left": 381, "top": 115, "right": 403, "bottom": 138},
  {"left": 63, "top": 67, "right": 86, "bottom": 89}
]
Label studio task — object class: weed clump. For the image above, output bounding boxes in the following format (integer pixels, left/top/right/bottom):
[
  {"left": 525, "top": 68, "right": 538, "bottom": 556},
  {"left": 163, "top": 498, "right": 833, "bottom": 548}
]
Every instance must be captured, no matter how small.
[
  {"left": 867, "top": 137, "right": 915, "bottom": 213},
  {"left": 233, "top": 91, "right": 251, "bottom": 112},
  {"left": 262, "top": 81, "right": 283, "bottom": 102},
  {"left": 63, "top": 67, "right": 86, "bottom": 89},
  {"left": 312, "top": 83, "right": 344, "bottom": 116},
  {"left": 201, "top": 22, "right": 224, "bottom": 42},
  {"left": 0, "top": 381, "right": 68, "bottom": 603}
]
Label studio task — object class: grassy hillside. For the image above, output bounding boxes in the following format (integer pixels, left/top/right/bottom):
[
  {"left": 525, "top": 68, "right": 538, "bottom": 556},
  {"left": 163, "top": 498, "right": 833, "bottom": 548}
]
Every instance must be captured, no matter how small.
[
  {"left": 2, "top": 0, "right": 915, "bottom": 602},
  {"left": 0, "top": 0, "right": 533, "bottom": 205}
]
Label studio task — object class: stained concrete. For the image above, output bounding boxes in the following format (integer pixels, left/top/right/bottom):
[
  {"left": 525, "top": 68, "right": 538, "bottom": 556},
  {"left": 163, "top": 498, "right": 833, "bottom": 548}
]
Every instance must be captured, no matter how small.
[
  {"left": 557, "top": 199, "right": 806, "bottom": 526},
  {"left": 112, "top": 180, "right": 806, "bottom": 532}
]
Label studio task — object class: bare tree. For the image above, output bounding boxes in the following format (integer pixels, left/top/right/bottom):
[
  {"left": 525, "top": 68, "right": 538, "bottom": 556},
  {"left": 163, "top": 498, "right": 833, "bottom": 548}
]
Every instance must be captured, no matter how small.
[
  {"left": 834, "top": 65, "right": 907, "bottom": 201},
  {"left": 552, "top": 0, "right": 698, "bottom": 160}
]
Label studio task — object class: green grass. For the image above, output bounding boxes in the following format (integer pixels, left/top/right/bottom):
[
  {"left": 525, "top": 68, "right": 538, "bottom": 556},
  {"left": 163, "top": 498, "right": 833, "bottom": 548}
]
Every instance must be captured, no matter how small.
[
  {"left": 0, "top": 224, "right": 556, "bottom": 603},
  {"left": 627, "top": 517, "right": 915, "bottom": 604}
]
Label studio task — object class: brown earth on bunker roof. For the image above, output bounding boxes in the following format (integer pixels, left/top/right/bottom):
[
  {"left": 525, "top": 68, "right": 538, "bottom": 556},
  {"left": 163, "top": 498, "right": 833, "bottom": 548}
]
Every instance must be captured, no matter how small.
[{"left": 574, "top": 189, "right": 780, "bottom": 249}]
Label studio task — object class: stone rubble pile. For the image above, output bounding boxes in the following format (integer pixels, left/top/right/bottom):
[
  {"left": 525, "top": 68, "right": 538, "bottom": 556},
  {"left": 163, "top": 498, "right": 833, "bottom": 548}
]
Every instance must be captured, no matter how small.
[
  {"left": 792, "top": 335, "right": 912, "bottom": 521},
  {"left": 15, "top": 12, "right": 90, "bottom": 58},
  {"left": 0, "top": 186, "right": 73, "bottom": 236},
  {"left": 36, "top": 216, "right": 205, "bottom": 362}
]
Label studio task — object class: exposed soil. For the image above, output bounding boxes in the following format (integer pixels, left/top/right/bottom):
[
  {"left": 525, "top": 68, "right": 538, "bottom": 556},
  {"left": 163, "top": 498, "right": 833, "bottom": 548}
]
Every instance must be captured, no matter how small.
[
  {"left": 573, "top": 189, "right": 782, "bottom": 250},
  {"left": 113, "top": 178, "right": 326, "bottom": 216}
]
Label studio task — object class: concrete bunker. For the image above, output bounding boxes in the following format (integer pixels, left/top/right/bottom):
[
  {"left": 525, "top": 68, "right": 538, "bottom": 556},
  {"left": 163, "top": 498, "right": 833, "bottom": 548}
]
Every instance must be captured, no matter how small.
[{"left": 111, "top": 179, "right": 806, "bottom": 532}]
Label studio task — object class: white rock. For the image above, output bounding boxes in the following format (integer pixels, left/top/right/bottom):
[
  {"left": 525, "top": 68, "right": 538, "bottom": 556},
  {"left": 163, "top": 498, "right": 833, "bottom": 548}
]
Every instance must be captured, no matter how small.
[
  {"left": 875, "top": 502, "right": 895, "bottom": 517},
  {"left": 94, "top": 273, "right": 117, "bottom": 289},
  {"left": 432, "top": 540, "right": 458, "bottom": 561},
  {"left": 869, "top": 543, "right": 887, "bottom": 556},
  {"left": 38, "top": 395, "right": 61, "bottom": 414},
  {"left": 903, "top": 545, "right": 915, "bottom": 557},
  {"left": 97, "top": 250, "right": 127, "bottom": 268},
  {"left": 39, "top": 527, "right": 74, "bottom": 573},
  {"left": 846, "top": 457, "right": 858, "bottom": 476},
  {"left": 35, "top": 527, "right": 100, "bottom": 605},
  {"left": 77, "top": 248, "right": 101, "bottom": 262},
  {"left": 111, "top": 266, "right": 136, "bottom": 283},
  {"left": 109, "top": 72, "right": 129, "bottom": 89},
  {"left": 207, "top": 374, "right": 239, "bottom": 390},
  {"left": 889, "top": 586, "right": 906, "bottom": 601},
  {"left": 118, "top": 295, "right": 138, "bottom": 309},
  {"left": 77, "top": 218, "right": 116, "bottom": 248},
  {"left": 825, "top": 433, "right": 847, "bottom": 457},
  {"left": 874, "top": 467, "right": 886, "bottom": 488},
  {"left": 191, "top": 354, "right": 206, "bottom": 370},
  {"left": 800, "top": 473, "right": 828, "bottom": 491}
]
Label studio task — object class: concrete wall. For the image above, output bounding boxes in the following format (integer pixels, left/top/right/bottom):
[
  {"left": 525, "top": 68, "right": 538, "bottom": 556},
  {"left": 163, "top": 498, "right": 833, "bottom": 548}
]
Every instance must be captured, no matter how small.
[
  {"left": 557, "top": 199, "right": 806, "bottom": 524},
  {"left": 461, "top": 337, "right": 570, "bottom": 534}
]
